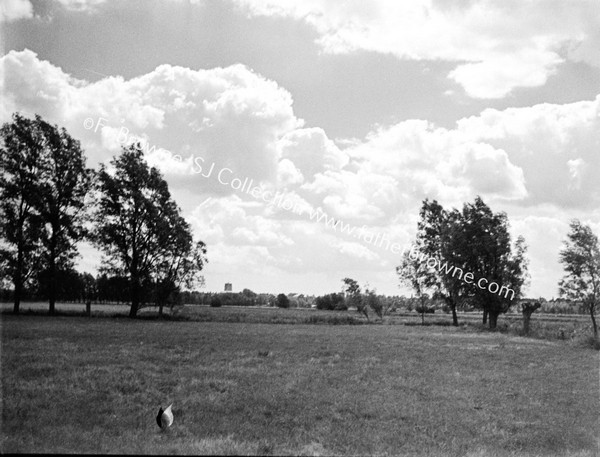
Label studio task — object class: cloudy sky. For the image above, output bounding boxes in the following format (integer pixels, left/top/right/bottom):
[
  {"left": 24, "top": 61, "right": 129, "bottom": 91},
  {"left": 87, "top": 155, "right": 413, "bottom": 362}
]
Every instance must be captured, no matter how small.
[{"left": 1, "top": 0, "right": 599, "bottom": 297}]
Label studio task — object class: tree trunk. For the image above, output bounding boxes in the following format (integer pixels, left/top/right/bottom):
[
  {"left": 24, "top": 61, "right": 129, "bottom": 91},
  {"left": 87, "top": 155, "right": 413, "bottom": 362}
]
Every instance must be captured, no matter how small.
[
  {"left": 129, "top": 277, "right": 139, "bottom": 318},
  {"left": 48, "top": 241, "right": 57, "bottom": 315},
  {"left": 523, "top": 314, "right": 531, "bottom": 335},
  {"left": 129, "top": 300, "right": 139, "bottom": 318},
  {"left": 488, "top": 310, "right": 500, "bottom": 330},
  {"left": 159, "top": 303, "right": 164, "bottom": 317},
  {"left": 129, "top": 248, "right": 140, "bottom": 317},
  {"left": 444, "top": 296, "right": 459, "bottom": 326},
  {"left": 13, "top": 281, "right": 21, "bottom": 314},
  {"left": 522, "top": 302, "right": 541, "bottom": 336},
  {"left": 451, "top": 304, "right": 458, "bottom": 326},
  {"left": 482, "top": 309, "right": 488, "bottom": 324},
  {"left": 590, "top": 304, "right": 598, "bottom": 340},
  {"left": 13, "top": 248, "right": 23, "bottom": 314},
  {"left": 13, "top": 273, "right": 22, "bottom": 315}
]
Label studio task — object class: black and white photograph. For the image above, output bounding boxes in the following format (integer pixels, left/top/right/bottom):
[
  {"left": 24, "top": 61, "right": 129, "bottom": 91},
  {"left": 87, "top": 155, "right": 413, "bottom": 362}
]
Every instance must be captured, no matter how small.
[{"left": 1, "top": 0, "right": 599, "bottom": 455}]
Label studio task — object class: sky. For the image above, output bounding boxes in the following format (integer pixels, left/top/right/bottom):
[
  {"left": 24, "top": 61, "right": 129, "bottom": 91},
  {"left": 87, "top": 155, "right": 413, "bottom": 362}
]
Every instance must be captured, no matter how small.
[{"left": 1, "top": 0, "right": 599, "bottom": 297}]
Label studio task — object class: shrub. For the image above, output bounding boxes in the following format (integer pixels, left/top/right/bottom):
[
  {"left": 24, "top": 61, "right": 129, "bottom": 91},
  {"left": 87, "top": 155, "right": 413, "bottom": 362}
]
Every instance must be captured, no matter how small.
[
  {"left": 415, "top": 305, "right": 435, "bottom": 314},
  {"left": 303, "top": 314, "right": 361, "bottom": 325},
  {"left": 315, "top": 296, "right": 328, "bottom": 310},
  {"left": 315, "top": 293, "right": 346, "bottom": 311},
  {"left": 210, "top": 295, "right": 222, "bottom": 307},
  {"left": 334, "top": 300, "right": 348, "bottom": 311},
  {"left": 276, "top": 293, "right": 290, "bottom": 309}
]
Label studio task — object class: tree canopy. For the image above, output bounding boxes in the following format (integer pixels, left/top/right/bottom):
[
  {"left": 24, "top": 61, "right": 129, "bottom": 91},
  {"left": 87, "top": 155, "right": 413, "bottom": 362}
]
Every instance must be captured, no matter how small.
[
  {"left": 93, "top": 143, "right": 207, "bottom": 317},
  {"left": 398, "top": 197, "right": 529, "bottom": 329},
  {"left": 0, "top": 113, "right": 92, "bottom": 314},
  {"left": 559, "top": 220, "right": 600, "bottom": 339}
]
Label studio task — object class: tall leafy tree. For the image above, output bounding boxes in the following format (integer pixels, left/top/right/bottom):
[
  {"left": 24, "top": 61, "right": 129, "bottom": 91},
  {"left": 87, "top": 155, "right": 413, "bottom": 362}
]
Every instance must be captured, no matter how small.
[
  {"left": 399, "top": 197, "right": 528, "bottom": 329},
  {"left": 559, "top": 220, "right": 600, "bottom": 339},
  {"left": 459, "top": 197, "right": 529, "bottom": 329},
  {"left": 415, "top": 200, "right": 468, "bottom": 326},
  {"left": 34, "top": 117, "right": 92, "bottom": 313},
  {"left": 93, "top": 144, "right": 206, "bottom": 317},
  {"left": 399, "top": 199, "right": 475, "bottom": 326},
  {"left": 1, "top": 113, "right": 91, "bottom": 314},
  {"left": 1, "top": 114, "right": 43, "bottom": 314}
]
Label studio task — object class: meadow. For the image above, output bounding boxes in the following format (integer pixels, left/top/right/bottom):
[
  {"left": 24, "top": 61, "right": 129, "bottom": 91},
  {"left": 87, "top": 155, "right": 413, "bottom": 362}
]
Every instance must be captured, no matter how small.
[{"left": 0, "top": 304, "right": 598, "bottom": 456}]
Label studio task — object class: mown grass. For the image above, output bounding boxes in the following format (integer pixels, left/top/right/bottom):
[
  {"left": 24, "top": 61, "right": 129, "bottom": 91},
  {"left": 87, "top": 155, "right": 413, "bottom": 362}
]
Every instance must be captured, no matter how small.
[
  {"left": 176, "top": 305, "right": 597, "bottom": 346},
  {"left": 1, "top": 301, "right": 596, "bottom": 345},
  {"left": 2, "top": 300, "right": 597, "bottom": 347},
  {"left": 1, "top": 311, "right": 598, "bottom": 456}
]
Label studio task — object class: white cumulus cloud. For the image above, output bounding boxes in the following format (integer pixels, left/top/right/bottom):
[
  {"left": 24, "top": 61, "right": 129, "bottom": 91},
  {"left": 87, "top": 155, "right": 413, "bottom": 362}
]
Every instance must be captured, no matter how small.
[
  {"left": 233, "top": 0, "right": 600, "bottom": 99},
  {"left": 0, "top": 0, "right": 33, "bottom": 22},
  {"left": 2, "top": 49, "right": 599, "bottom": 296}
]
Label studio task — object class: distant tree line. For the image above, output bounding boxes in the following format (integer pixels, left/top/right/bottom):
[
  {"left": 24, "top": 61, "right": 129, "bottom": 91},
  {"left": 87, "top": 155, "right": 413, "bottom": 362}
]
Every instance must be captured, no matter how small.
[
  {"left": 109, "top": 286, "right": 549, "bottom": 315},
  {"left": 0, "top": 272, "right": 140, "bottom": 305},
  {"left": 207, "top": 289, "right": 270, "bottom": 307},
  {"left": 0, "top": 113, "right": 207, "bottom": 317},
  {"left": 181, "top": 290, "right": 321, "bottom": 308}
]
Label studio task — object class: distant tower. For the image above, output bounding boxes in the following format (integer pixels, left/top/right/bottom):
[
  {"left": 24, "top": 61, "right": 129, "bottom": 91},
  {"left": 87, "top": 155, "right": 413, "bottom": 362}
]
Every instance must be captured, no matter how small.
[{"left": 224, "top": 283, "right": 232, "bottom": 292}]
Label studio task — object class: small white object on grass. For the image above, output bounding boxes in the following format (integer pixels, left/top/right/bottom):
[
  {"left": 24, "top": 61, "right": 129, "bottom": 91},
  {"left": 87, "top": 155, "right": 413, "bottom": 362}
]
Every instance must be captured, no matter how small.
[{"left": 156, "top": 404, "right": 173, "bottom": 429}]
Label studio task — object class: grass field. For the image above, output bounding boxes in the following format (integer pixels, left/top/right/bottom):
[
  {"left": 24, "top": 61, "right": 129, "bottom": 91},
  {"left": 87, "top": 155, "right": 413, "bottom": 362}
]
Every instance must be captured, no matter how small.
[
  {"left": 1, "top": 301, "right": 593, "bottom": 343},
  {"left": 1, "top": 306, "right": 598, "bottom": 455}
]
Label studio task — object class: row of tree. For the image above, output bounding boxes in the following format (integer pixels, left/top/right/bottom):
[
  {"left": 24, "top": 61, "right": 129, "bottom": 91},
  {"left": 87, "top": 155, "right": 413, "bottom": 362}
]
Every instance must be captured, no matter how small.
[
  {"left": 0, "top": 113, "right": 207, "bottom": 317},
  {"left": 1, "top": 113, "right": 598, "bottom": 335},
  {"left": 396, "top": 198, "right": 528, "bottom": 329},
  {"left": 0, "top": 271, "right": 190, "bottom": 307},
  {"left": 396, "top": 198, "right": 599, "bottom": 338}
]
